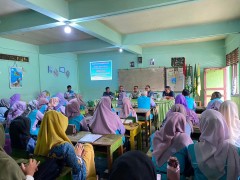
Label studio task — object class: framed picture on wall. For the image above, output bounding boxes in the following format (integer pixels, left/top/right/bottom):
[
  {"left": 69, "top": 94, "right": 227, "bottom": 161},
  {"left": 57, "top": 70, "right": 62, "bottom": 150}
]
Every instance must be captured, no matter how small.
[
  {"left": 59, "top": 67, "right": 65, "bottom": 73},
  {"left": 9, "top": 67, "right": 23, "bottom": 88}
]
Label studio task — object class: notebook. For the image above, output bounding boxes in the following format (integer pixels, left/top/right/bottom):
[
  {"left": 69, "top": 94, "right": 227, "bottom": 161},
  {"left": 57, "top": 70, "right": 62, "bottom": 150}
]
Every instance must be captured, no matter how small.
[{"left": 78, "top": 134, "right": 102, "bottom": 143}]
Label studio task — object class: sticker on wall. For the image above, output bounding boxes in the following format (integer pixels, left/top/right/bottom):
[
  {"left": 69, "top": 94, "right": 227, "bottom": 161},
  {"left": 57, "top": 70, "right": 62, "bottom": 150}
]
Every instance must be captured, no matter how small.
[
  {"left": 53, "top": 68, "right": 59, "bottom": 77},
  {"left": 65, "top": 70, "right": 70, "bottom": 78},
  {"left": 150, "top": 58, "right": 155, "bottom": 65},
  {"left": 59, "top": 67, "right": 65, "bottom": 73},
  {"left": 48, "top": 66, "right": 53, "bottom": 73},
  {"left": 9, "top": 67, "right": 23, "bottom": 88}
]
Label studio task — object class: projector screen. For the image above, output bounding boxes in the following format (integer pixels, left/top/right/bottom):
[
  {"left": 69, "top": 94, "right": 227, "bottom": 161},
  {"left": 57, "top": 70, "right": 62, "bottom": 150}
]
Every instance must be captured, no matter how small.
[{"left": 90, "top": 61, "right": 112, "bottom": 80}]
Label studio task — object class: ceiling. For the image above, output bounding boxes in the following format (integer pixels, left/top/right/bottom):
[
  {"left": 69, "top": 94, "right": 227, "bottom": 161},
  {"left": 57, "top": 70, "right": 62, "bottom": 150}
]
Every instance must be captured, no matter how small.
[{"left": 0, "top": 0, "right": 239, "bottom": 55}]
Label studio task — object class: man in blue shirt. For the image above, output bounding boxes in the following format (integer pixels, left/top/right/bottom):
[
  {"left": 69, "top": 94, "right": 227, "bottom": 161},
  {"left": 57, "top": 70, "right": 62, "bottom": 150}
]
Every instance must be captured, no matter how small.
[
  {"left": 103, "top": 87, "right": 114, "bottom": 99},
  {"left": 64, "top": 85, "right": 76, "bottom": 100},
  {"left": 162, "top": 86, "right": 175, "bottom": 99}
]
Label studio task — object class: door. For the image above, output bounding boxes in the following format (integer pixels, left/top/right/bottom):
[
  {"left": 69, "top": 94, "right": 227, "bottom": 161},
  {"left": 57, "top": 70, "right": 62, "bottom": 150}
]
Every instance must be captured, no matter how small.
[{"left": 204, "top": 67, "right": 228, "bottom": 107}]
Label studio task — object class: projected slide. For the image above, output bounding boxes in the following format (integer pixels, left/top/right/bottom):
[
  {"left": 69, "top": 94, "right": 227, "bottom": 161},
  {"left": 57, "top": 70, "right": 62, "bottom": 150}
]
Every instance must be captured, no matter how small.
[{"left": 90, "top": 61, "right": 112, "bottom": 80}]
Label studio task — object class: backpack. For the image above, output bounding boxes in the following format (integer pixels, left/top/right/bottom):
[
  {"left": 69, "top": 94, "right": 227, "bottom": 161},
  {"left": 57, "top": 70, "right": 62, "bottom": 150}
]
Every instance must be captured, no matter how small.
[{"left": 34, "top": 158, "right": 64, "bottom": 180}]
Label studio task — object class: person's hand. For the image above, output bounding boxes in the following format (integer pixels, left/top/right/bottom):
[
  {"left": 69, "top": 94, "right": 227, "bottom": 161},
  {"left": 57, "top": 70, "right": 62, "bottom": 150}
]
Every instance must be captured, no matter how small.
[
  {"left": 75, "top": 143, "right": 84, "bottom": 157},
  {"left": 21, "top": 159, "right": 40, "bottom": 176}
]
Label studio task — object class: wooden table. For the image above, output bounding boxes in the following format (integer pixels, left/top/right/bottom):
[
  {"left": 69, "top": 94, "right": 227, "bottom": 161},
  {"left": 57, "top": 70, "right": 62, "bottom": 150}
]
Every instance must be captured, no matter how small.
[
  {"left": 124, "top": 123, "right": 142, "bottom": 150},
  {"left": 68, "top": 131, "right": 123, "bottom": 170}
]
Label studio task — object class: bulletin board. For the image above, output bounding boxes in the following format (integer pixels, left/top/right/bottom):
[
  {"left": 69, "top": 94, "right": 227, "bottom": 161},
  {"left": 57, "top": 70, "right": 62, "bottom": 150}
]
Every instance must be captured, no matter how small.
[
  {"left": 165, "top": 68, "right": 185, "bottom": 91},
  {"left": 118, "top": 68, "right": 165, "bottom": 91}
]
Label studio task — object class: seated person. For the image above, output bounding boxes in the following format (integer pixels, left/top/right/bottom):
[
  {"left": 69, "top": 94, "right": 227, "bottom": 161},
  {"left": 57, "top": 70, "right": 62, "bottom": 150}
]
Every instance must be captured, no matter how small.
[
  {"left": 188, "top": 109, "right": 240, "bottom": 179},
  {"left": 162, "top": 86, "right": 175, "bottom": 99},
  {"left": 131, "top": 86, "right": 141, "bottom": 99},
  {"left": 102, "top": 87, "right": 114, "bottom": 99},
  {"left": 0, "top": 124, "right": 39, "bottom": 180},
  {"left": 37, "top": 98, "right": 49, "bottom": 114},
  {"left": 37, "top": 90, "right": 50, "bottom": 101},
  {"left": 0, "top": 98, "right": 10, "bottom": 123},
  {"left": 90, "top": 97, "right": 125, "bottom": 141},
  {"left": 23, "top": 100, "right": 44, "bottom": 136},
  {"left": 145, "top": 85, "right": 154, "bottom": 98},
  {"left": 152, "top": 112, "right": 193, "bottom": 179},
  {"left": 208, "top": 100, "right": 222, "bottom": 111},
  {"left": 117, "top": 92, "right": 127, "bottom": 107},
  {"left": 65, "top": 99, "right": 84, "bottom": 132},
  {"left": 109, "top": 151, "right": 157, "bottom": 180},
  {"left": 219, "top": 100, "right": 240, "bottom": 147},
  {"left": 119, "top": 85, "right": 125, "bottom": 94},
  {"left": 34, "top": 111, "right": 97, "bottom": 180},
  {"left": 9, "top": 93, "right": 21, "bottom": 107},
  {"left": 206, "top": 91, "right": 223, "bottom": 109},
  {"left": 76, "top": 94, "right": 86, "bottom": 109},
  {"left": 48, "top": 97, "right": 65, "bottom": 115},
  {"left": 182, "top": 89, "right": 196, "bottom": 110},
  {"left": 64, "top": 85, "right": 76, "bottom": 101},
  {"left": 9, "top": 116, "right": 36, "bottom": 154},
  {"left": 138, "top": 91, "right": 156, "bottom": 109},
  {"left": 118, "top": 98, "right": 137, "bottom": 120}
]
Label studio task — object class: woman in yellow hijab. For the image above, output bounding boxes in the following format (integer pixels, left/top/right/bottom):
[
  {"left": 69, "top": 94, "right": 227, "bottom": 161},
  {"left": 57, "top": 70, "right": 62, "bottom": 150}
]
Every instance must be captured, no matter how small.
[{"left": 34, "top": 110, "right": 96, "bottom": 180}]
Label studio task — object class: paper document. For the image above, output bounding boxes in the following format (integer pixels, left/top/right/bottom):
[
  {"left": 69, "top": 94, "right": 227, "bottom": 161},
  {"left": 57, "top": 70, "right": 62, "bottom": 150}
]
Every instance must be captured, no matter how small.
[{"left": 78, "top": 134, "right": 102, "bottom": 143}]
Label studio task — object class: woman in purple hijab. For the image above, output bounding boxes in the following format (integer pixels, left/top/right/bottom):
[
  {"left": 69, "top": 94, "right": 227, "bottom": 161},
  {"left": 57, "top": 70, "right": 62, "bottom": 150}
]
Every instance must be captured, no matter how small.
[
  {"left": 7, "top": 101, "right": 27, "bottom": 127},
  {"left": 9, "top": 94, "right": 21, "bottom": 107},
  {"left": 90, "top": 97, "right": 125, "bottom": 141},
  {"left": 174, "top": 94, "right": 199, "bottom": 125}
]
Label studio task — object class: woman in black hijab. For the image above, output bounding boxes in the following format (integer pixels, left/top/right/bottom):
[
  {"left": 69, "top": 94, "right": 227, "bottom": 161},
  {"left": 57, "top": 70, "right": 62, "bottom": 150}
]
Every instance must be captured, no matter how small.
[{"left": 109, "top": 150, "right": 157, "bottom": 180}]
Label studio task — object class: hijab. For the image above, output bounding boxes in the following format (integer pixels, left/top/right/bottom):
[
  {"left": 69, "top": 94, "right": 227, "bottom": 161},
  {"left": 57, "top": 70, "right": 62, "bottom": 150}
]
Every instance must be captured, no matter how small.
[
  {"left": 38, "top": 98, "right": 49, "bottom": 109},
  {"left": 48, "top": 97, "right": 59, "bottom": 110},
  {"left": 55, "top": 92, "right": 68, "bottom": 107},
  {"left": 194, "top": 109, "right": 240, "bottom": 179},
  {"left": 109, "top": 150, "right": 157, "bottom": 180},
  {"left": 7, "top": 101, "right": 27, "bottom": 126},
  {"left": 119, "top": 98, "right": 137, "bottom": 118},
  {"left": 117, "top": 92, "right": 127, "bottom": 106},
  {"left": 76, "top": 94, "right": 86, "bottom": 106},
  {"left": 90, "top": 97, "right": 124, "bottom": 134},
  {"left": 0, "top": 98, "right": 10, "bottom": 109},
  {"left": 209, "top": 100, "right": 222, "bottom": 111},
  {"left": 9, "top": 116, "right": 31, "bottom": 150},
  {"left": 153, "top": 112, "right": 193, "bottom": 167},
  {"left": 175, "top": 94, "right": 199, "bottom": 125},
  {"left": 9, "top": 93, "right": 21, "bottom": 107},
  {"left": 65, "top": 99, "right": 81, "bottom": 119},
  {"left": 219, "top": 100, "right": 240, "bottom": 147},
  {"left": 34, "top": 110, "right": 72, "bottom": 156},
  {"left": 0, "top": 124, "right": 26, "bottom": 180}
]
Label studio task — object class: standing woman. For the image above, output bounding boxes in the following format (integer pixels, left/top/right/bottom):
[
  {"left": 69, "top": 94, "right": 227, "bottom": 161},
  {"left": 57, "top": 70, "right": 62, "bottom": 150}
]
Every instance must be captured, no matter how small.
[
  {"left": 66, "top": 99, "right": 84, "bottom": 132},
  {"left": 219, "top": 100, "right": 240, "bottom": 147},
  {"left": 188, "top": 109, "right": 240, "bottom": 179},
  {"left": 34, "top": 111, "right": 97, "bottom": 180},
  {"left": 152, "top": 112, "right": 193, "bottom": 179}
]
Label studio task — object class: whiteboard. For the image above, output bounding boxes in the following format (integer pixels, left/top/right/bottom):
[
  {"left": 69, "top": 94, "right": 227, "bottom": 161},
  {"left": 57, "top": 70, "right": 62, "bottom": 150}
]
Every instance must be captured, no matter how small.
[
  {"left": 118, "top": 68, "right": 165, "bottom": 91},
  {"left": 165, "top": 68, "right": 185, "bottom": 91}
]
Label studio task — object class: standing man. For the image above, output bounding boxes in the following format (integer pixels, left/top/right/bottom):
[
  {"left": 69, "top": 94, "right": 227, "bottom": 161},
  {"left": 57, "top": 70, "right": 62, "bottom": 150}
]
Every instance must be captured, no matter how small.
[
  {"left": 145, "top": 85, "right": 154, "bottom": 98},
  {"left": 162, "top": 86, "right": 175, "bottom": 99},
  {"left": 103, "top": 87, "right": 114, "bottom": 99},
  {"left": 131, "top": 86, "right": 141, "bottom": 99},
  {"left": 64, "top": 85, "right": 76, "bottom": 101}
]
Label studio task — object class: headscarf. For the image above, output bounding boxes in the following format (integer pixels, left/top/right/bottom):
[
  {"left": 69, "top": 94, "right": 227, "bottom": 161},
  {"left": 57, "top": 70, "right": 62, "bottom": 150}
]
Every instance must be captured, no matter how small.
[
  {"left": 117, "top": 92, "right": 127, "bottom": 106},
  {"left": 153, "top": 112, "right": 193, "bottom": 167},
  {"left": 0, "top": 124, "right": 26, "bottom": 179},
  {"left": 109, "top": 150, "right": 157, "bottom": 180},
  {"left": 9, "top": 93, "right": 21, "bottom": 107},
  {"left": 7, "top": 101, "right": 27, "bottom": 124},
  {"left": 175, "top": 94, "right": 199, "bottom": 125},
  {"left": 55, "top": 92, "right": 68, "bottom": 107},
  {"left": 90, "top": 97, "right": 125, "bottom": 134},
  {"left": 219, "top": 100, "right": 240, "bottom": 147},
  {"left": 65, "top": 99, "right": 81, "bottom": 119},
  {"left": 9, "top": 116, "right": 31, "bottom": 150},
  {"left": 0, "top": 98, "right": 10, "bottom": 109},
  {"left": 34, "top": 110, "right": 72, "bottom": 156},
  {"left": 119, "top": 97, "right": 136, "bottom": 118},
  {"left": 209, "top": 100, "right": 222, "bottom": 111},
  {"left": 76, "top": 94, "right": 86, "bottom": 106},
  {"left": 194, "top": 109, "right": 240, "bottom": 179},
  {"left": 38, "top": 98, "right": 49, "bottom": 109},
  {"left": 22, "top": 100, "right": 39, "bottom": 117},
  {"left": 37, "top": 91, "right": 47, "bottom": 100},
  {"left": 48, "top": 97, "right": 59, "bottom": 110}
]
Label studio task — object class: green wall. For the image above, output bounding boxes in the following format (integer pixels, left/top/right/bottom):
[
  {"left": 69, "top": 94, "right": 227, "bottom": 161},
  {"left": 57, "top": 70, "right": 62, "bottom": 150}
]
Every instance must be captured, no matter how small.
[
  {"left": 78, "top": 40, "right": 226, "bottom": 101},
  {"left": 0, "top": 37, "right": 78, "bottom": 101}
]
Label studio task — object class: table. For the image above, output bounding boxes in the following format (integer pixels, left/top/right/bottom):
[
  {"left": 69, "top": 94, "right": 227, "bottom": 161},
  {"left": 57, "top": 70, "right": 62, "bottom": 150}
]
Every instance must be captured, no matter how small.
[
  {"left": 124, "top": 123, "right": 142, "bottom": 150},
  {"left": 68, "top": 131, "right": 123, "bottom": 170}
]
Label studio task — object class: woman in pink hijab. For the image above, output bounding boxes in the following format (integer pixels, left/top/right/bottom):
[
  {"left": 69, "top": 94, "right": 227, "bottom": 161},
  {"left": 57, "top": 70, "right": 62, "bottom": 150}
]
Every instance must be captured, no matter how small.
[
  {"left": 48, "top": 97, "right": 65, "bottom": 115},
  {"left": 90, "top": 97, "right": 125, "bottom": 139},
  {"left": 118, "top": 98, "right": 137, "bottom": 120},
  {"left": 152, "top": 112, "right": 193, "bottom": 179},
  {"left": 188, "top": 109, "right": 240, "bottom": 179}
]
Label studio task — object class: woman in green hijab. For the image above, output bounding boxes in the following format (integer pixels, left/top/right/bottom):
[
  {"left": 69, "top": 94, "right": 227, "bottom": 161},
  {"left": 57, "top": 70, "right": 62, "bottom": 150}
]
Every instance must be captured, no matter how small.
[{"left": 0, "top": 124, "right": 39, "bottom": 180}]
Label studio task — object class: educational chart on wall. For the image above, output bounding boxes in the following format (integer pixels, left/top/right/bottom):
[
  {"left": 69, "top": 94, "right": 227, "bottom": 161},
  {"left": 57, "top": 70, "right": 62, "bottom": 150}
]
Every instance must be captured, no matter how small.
[
  {"left": 165, "top": 68, "right": 184, "bottom": 91},
  {"left": 90, "top": 61, "right": 112, "bottom": 80},
  {"left": 9, "top": 67, "right": 23, "bottom": 88}
]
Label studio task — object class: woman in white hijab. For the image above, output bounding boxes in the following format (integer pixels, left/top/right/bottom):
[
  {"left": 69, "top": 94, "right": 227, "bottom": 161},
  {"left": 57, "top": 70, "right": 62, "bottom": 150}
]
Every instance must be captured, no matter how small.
[{"left": 219, "top": 100, "right": 240, "bottom": 147}]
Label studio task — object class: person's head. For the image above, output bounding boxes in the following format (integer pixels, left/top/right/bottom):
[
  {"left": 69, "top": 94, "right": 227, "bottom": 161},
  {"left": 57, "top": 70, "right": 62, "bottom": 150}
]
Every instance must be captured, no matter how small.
[
  {"left": 67, "top": 85, "right": 72, "bottom": 91},
  {"left": 211, "top": 91, "right": 222, "bottom": 100},
  {"left": 109, "top": 150, "right": 156, "bottom": 180},
  {"left": 105, "top": 87, "right": 110, "bottom": 93},
  {"left": 119, "top": 85, "right": 124, "bottom": 92},
  {"left": 10, "top": 93, "right": 21, "bottom": 107},
  {"left": 170, "top": 104, "right": 187, "bottom": 117},
  {"left": 0, "top": 98, "right": 10, "bottom": 109},
  {"left": 209, "top": 100, "right": 222, "bottom": 111},
  {"left": 7, "top": 101, "right": 27, "bottom": 121},
  {"left": 133, "top": 86, "right": 138, "bottom": 92},
  {"left": 141, "top": 91, "right": 148, "bottom": 97},
  {"left": 65, "top": 99, "right": 80, "bottom": 119},
  {"left": 182, "top": 89, "right": 190, "bottom": 96},
  {"left": 145, "top": 85, "right": 151, "bottom": 92},
  {"left": 165, "top": 86, "right": 171, "bottom": 93},
  {"left": 175, "top": 94, "right": 188, "bottom": 108}
]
